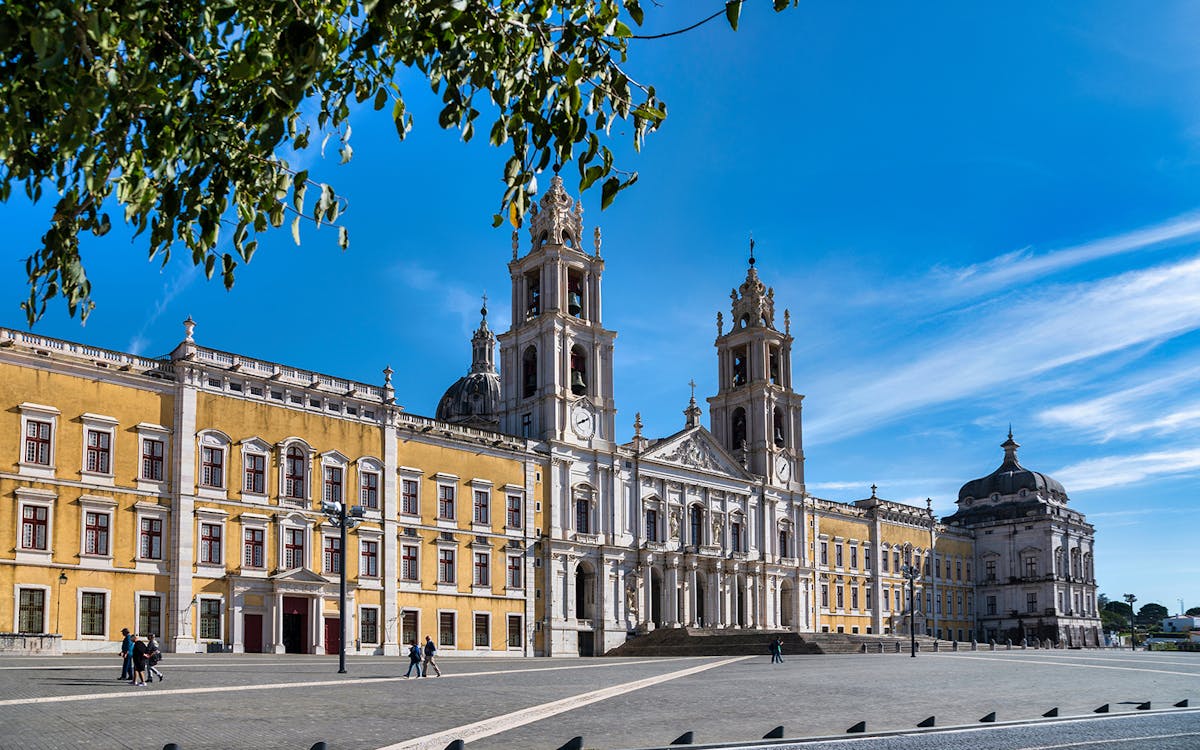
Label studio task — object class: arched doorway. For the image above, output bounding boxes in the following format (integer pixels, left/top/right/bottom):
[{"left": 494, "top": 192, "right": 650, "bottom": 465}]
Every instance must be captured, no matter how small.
[
  {"left": 779, "top": 580, "right": 795, "bottom": 628},
  {"left": 650, "top": 568, "right": 663, "bottom": 628}
]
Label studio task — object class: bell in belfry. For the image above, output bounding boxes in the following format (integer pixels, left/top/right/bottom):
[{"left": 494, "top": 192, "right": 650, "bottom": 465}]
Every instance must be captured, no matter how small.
[
  {"left": 571, "top": 369, "right": 587, "bottom": 395},
  {"left": 568, "top": 290, "right": 582, "bottom": 317}
]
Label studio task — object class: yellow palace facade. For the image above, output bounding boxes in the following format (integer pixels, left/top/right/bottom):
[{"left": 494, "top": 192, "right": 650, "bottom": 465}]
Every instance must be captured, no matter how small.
[{"left": 0, "top": 322, "right": 542, "bottom": 657}]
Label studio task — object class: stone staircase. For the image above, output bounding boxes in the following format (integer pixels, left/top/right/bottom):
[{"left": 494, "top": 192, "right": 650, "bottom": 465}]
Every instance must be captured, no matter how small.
[
  {"left": 605, "top": 628, "right": 948, "bottom": 657},
  {"left": 604, "top": 627, "right": 820, "bottom": 657}
]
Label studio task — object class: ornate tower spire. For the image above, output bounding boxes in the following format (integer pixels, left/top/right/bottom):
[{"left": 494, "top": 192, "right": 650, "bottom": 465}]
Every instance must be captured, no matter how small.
[
  {"left": 527, "top": 170, "right": 584, "bottom": 252},
  {"left": 684, "top": 379, "right": 702, "bottom": 427},
  {"left": 1002, "top": 429, "right": 1020, "bottom": 465},
  {"left": 470, "top": 295, "right": 497, "bottom": 374},
  {"left": 729, "top": 247, "right": 776, "bottom": 329}
]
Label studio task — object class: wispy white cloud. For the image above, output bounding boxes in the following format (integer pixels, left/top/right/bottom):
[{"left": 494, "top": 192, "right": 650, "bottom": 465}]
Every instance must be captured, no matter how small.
[
  {"left": 127, "top": 263, "right": 202, "bottom": 356},
  {"left": 807, "top": 254, "right": 1200, "bottom": 442},
  {"left": 942, "top": 211, "right": 1200, "bottom": 293},
  {"left": 1054, "top": 447, "right": 1200, "bottom": 492},
  {"left": 1038, "top": 362, "right": 1200, "bottom": 442}
]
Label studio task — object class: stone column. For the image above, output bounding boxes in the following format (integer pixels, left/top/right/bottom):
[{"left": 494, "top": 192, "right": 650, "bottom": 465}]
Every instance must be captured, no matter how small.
[
  {"left": 169, "top": 375, "right": 198, "bottom": 655},
  {"left": 665, "top": 563, "right": 680, "bottom": 627},
  {"left": 380, "top": 400, "right": 401, "bottom": 655},
  {"left": 712, "top": 566, "right": 724, "bottom": 627},
  {"left": 272, "top": 593, "right": 284, "bottom": 653}
]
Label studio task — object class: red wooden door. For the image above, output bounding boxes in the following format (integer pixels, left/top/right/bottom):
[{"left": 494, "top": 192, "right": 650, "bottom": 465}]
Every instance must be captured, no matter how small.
[
  {"left": 243, "top": 614, "right": 263, "bottom": 653},
  {"left": 324, "top": 617, "right": 341, "bottom": 655}
]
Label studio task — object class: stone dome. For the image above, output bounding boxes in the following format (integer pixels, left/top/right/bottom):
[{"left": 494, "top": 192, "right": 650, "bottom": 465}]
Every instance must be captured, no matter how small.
[
  {"left": 957, "top": 432, "right": 1067, "bottom": 503},
  {"left": 435, "top": 299, "right": 501, "bottom": 429}
]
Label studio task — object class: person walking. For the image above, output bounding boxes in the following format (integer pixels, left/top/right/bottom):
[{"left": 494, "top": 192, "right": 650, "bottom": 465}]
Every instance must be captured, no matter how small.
[
  {"left": 145, "top": 634, "right": 164, "bottom": 682},
  {"left": 403, "top": 640, "right": 424, "bottom": 678},
  {"left": 770, "top": 637, "right": 784, "bottom": 664},
  {"left": 118, "top": 628, "right": 134, "bottom": 681},
  {"left": 130, "top": 634, "right": 149, "bottom": 686},
  {"left": 422, "top": 635, "right": 441, "bottom": 677}
]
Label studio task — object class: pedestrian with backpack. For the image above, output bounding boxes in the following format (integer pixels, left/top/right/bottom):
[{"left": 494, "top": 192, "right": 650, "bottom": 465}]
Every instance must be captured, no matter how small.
[
  {"left": 423, "top": 635, "right": 441, "bottom": 677},
  {"left": 403, "top": 640, "right": 423, "bottom": 678},
  {"left": 145, "top": 634, "right": 164, "bottom": 682}
]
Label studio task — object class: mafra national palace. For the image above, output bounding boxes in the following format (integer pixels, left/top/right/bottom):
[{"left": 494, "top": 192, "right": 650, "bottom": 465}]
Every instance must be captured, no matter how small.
[{"left": 0, "top": 176, "right": 1103, "bottom": 656}]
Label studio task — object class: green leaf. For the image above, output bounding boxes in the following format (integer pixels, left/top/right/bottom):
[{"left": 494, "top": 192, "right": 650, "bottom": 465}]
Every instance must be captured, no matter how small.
[
  {"left": 725, "top": 1, "right": 742, "bottom": 31},
  {"left": 566, "top": 59, "right": 583, "bottom": 86},
  {"left": 601, "top": 176, "right": 620, "bottom": 209}
]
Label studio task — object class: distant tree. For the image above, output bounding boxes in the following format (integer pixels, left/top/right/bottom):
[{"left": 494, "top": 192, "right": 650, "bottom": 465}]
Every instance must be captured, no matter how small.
[
  {"left": 1099, "top": 609, "right": 1127, "bottom": 633},
  {"left": 2, "top": 0, "right": 798, "bottom": 324},
  {"left": 1097, "top": 593, "right": 1110, "bottom": 609},
  {"left": 1103, "top": 600, "right": 1132, "bottom": 620},
  {"left": 1136, "top": 602, "right": 1168, "bottom": 627},
  {"left": 1187, "top": 606, "right": 1200, "bottom": 617}
]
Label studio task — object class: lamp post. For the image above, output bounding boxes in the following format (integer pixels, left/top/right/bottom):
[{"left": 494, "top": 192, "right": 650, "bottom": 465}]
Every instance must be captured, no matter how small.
[
  {"left": 322, "top": 499, "right": 363, "bottom": 674},
  {"left": 55, "top": 572, "right": 67, "bottom": 635},
  {"left": 1123, "top": 593, "right": 1137, "bottom": 651},
  {"left": 901, "top": 563, "right": 919, "bottom": 658}
]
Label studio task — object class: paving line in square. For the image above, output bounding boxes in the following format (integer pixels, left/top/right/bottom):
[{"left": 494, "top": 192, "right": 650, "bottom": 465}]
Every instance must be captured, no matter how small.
[
  {"left": 949, "top": 654, "right": 1200, "bottom": 678},
  {"left": 374, "top": 656, "right": 750, "bottom": 750}
]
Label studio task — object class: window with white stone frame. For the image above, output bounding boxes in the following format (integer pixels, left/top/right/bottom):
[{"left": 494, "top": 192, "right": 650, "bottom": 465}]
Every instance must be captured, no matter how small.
[
  {"left": 279, "top": 439, "right": 314, "bottom": 503},
  {"left": 80, "top": 414, "right": 117, "bottom": 485},
  {"left": 438, "top": 611, "right": 456, "bottom": 648},
  {"left": 401, "top": 543, "right": 420, "bottom": 582},
  {"left": 283, "top": 526, "right": 307, "bottom": 570},
  {"left": 357, "top": 458, "right": 382, "bottom": 511},
  {"left": 138, "top": 593, "right": 163, "bottom": 637},
  {"left": 16, "top": 586, "right": 48, "bottom": 634},
  {"left": 79, "top": 590, "right": 108, "bottom": 637},
  {"left": 135, "top": 423, "right": 169, "bottom": 490},
  {"left": 321, "top": 452, "right": 348, "bottom": 507},
  {"left": 506, "top": 554, "right": 523, "bottom": 589},
  {"left": 198, "top": 596, "right": 223, "bottom": 641},
  {"left": 78, "top": 496, "right": 116, "bottom": 565},
  {"left": 360, "top": 606, "right": 379, "bottom": 645},
  {"left": 507, "top": 614, "right": 523, "bottom": 649},
  {"left": 18, "top": 402, "right": 59, "bottom": 479},
  {"left": 239, "top": 438, "right": 271, "bottom": 501},
  {"left": 16, "top": 488, "right": 55, "bottom": 563},
  {"left": 474, "top": 613, "right": 490, "bottom": 648},
  {"left": 399, "top": 469, "right": 422, "bottom": 517},
  {"left": 197, "top": 431, "right": 232, "bottom": 497},
  {"left": 138, "top": 515, "right": 164, "bottom": 560}
]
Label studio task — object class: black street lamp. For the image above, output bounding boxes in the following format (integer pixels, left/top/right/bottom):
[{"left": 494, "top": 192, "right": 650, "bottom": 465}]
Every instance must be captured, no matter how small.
[
  {"left": 901, "top": 562, "right": 919, "bottom": 658},
  {"left": 322, "top": 499, "right": 364, "bottom": 674},
  {"left": 1123, "top": 593, "right": 1137, "bottom": 651},
  {"left": 55, "top": 571, "right": 67, "bottom": 635}
]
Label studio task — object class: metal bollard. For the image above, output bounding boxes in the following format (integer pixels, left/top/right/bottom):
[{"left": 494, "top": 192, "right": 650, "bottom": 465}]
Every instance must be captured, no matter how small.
[
  {"left": 670, "top": 731, "right": 694, "bottom": 745},
  {"left": 846, "top": 721, "right": 866, "bottom": 734},
  {"left": 1094, "top": 704, "right": 1110, "bottom": 713},
  {"left": 980, "top": 712, "right": 996, "bottom": 723},
  {"left": 1043, "top": 708, "right": 1058, "bottom": 717},
  {"left": 763, "top": 726, "right": 785, "bottom": 739},
  {"left": 443, "top": 741, "right": 465, "bottom": 750},
  {"left": 556, "top": 738, "right": 583, "bottom": 750},
  {"left": 917, "top": 716, "right": 935, "bottom": 728}
]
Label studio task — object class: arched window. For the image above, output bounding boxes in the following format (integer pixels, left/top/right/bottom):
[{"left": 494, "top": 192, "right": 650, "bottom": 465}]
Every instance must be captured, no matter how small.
[
  {"left": 731, "top": 408, "right": 747, "bottom": 451},
  {"left": 522, "top": 346, "right": 537, "bottom": 399},
  {"left": 732, "top": 346, "right": 748, "bottom": 386},
  {"left": 525, "top": 270, "right": 541, "bottom": 317},
  {"left": 284, "top": 446, "right": 307, "bottom": 501},
  {"left": 778, "top": 526, "right": 791, "bottom": 558},
  {"left": 773, "top": 407, "right": 785, "bottom": 447},
  {"left": 570, "top": 345, "right": 588, "bottom": 396},
  {"left": 689, "top": 505, "right": 704, "bottom": 546}
]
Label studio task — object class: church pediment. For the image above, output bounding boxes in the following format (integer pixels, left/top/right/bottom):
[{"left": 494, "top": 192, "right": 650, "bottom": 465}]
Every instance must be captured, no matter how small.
[
  {"left": 641, "top": 428, "right": 751, "bottom": 479},
  {"left": 271, "top": 567, "right": 330, "bottom": 584}
]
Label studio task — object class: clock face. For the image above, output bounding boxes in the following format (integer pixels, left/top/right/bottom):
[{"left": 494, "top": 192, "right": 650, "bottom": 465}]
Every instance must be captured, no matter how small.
[
  {"left": 571, "top": 403, "right": 595, "bottom": 438},
  {"left": 775, "top": 455, "right": 792, "bottom": 482}
]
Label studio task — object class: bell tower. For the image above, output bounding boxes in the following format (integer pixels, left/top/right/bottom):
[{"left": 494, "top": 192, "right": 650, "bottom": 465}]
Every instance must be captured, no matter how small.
[
  {"left": 706, "top": 246, "right": 805, "bottom": 490},
  {"left": 497, "top": 173, "right": 617, "bottom": 446}
]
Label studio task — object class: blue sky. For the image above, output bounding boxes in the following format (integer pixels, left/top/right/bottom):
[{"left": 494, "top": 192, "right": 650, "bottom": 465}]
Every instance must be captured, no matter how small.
[{"left": 5, "top": 1, "right": 1199, "bottom": 614}]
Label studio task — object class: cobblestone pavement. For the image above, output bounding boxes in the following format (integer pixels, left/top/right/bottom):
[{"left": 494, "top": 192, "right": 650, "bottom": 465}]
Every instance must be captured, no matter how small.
[{"left": 0, "top": 650, "right": 1196, "bottom": 750}]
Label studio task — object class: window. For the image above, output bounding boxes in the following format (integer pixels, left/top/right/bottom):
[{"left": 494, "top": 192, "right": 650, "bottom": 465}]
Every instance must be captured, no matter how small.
[
  {"left": 401, "top": 611, "right": 418, "bottom": 646},
  {"left": 360, "top": 471, "right": 379, "bottom": 509},
  {"left": 835, "top": 544, "right": 844, "bottom": 568},
  {"left": 84, "top": 512, "right": 109, "bottom": 556},
  {"left": 244, "top": 528, "right": 265, "bottom": 568},
  {"left": 439, "top": 612, "right": 456, "bottom": 647},
  {"left": 80, "top": 592, "right": 106, "bottom": 636},
  {"left": 730, "top": 518, "right": 742, "bottom": 553},
  {"left": 473, "top": 552, "right": 490, "bottom": 586},
  {"left": 1026, "top": 592, "right": 1038, "bottom": 613},
  {"left": 438, "top": 485, "right": 456, "bottom": 520},
  {"left": 820, "top": 541, "right": 829, "bottom": 565},
  {"left": 21, "top": 505, "right": 48, "bottom": 550},
  {"left": 138, "top": 595, "right": 162, "bottom": 637},
  {"left": 142, "top": 438, "right": 165, "bottom": 481},
  {"left": 894, "top": 588, "right": 901, "bottom": 611},
  {"left": 360, "top": 608, "right": 379, "bottom": 644},
  {"left": 473, "top": 490, "right": 489, "bottom": 524},
  {"left": 324, "top": 536, "right": 341, "bottom": 574},
  {"left": 438, "top": 548, "right": 456, "bottom": 584},
  {"left": 850, "top": 545, "right": 858, "bottom": 569},
  {"left": 985, "top": 594, "right": 994, "bottom": 615},
  {"left": 84, "top": 429, "right": 111, "bottom": 474},
  {"left": 956, "top": 559, "right": 962, "bottom": 580},
  {"left": 576, "top": 500, "right": 590, "bottom": 534},
  {"left": 836, "top": 585, "right": 845, "bottom": 609},
  {"left": 881, "top": 548, "right": 889, "bottom": 572},
  {"left": 893, "top": 550, "right": 901, "bottom": 571},
  {"left": 199, "top": 598, "right": 221, "bottom": 640},
  {"left": 24, "top": 420, "right": 52, "bottom": 465},
  {"left": 284, "top": 528, "right": 306, "bottom": 569},
  {"left": 1025, "top": 555, "right": 1037, "bottom": 578},
  {"left": 139, "top": 518, "right": 163, "bottom": 559},
  {"left": 864, "top": 544, "right": 871, "bottom": 569},
  {"left": 507, "top": 555, "right": 523, "bottom": 588},
  {"left": 882, "top": 585, "right": 890, "bottom": 611},
  {"left": 689, "top": 506, "right": 703, "bottom": 545},
  {"left": 401, "top": 544, "right": 419, "bottom": 581},
  {"left": 284, "top": 447, "right": 306, "bottom": 500},
  {"left": 18, "top": 589, "right": 45, "bottom": 633},
  {"left": 200, "top": 523, "right": 222, "bottom": 565},
  {"left": 360, "top": 540, "right": 378, "bottom": 578},
  {"left": 506, "top": 495, "right": 522, "bottom": 528},
  {"left": 324, "top": 466, "right": 343, "bottom": 504},
  {"left": 645, "top": 508, "right": 658, "bottom": 542},
  {"left": 507, "top": 614, "right": 522, "bottom": 648},
  {"left": 778, "top": 529, "right": 791, "bottom": 558},
  {"left": 935, "top": 557, "right": 942, "bottom": 579},
  {"left": 401, "top": 479, "right": 419, "bottom": 515},
  {"left": 936, "top": 592, "right": 942, "bottom": 615},
  {"left": 244, "top": 453, "right": 266, "bottom": 494},
  {"left": 820, "top": 584, "right": 829, "bottom": 608},
  {"left": 474, "top": 613, "right": 490, "bottom": 648},
  {"left": 851, "top": 586, "right": 859, "bottom": 609},
  {"left": 201, "top": 446, "right": 225, "bottom": 489},
  {"left": 985, "top": 560, "right": 996, "bottom": 581}
]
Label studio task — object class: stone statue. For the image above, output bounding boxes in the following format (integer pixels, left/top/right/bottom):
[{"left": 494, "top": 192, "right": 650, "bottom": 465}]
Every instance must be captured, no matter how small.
[{"left": 669, "top": 509, "right": 680, "bottom": 539}]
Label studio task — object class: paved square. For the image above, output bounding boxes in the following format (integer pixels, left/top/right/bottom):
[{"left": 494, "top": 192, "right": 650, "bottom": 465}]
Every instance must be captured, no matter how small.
[{"left": 0, "top": 650, "right": 1197, "bottom": 750}]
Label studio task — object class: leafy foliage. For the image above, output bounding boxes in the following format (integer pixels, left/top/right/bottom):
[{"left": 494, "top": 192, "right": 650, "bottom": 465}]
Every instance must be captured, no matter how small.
[
  {"left": 1136, "top": 602, "right": 1168, "bottom": 626},
  {"left": 1187, "top": 606, "right": 1200, "bottom": 617},
  {"left": 1, "top": 0, "right": 797, "bottom": 324}
]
